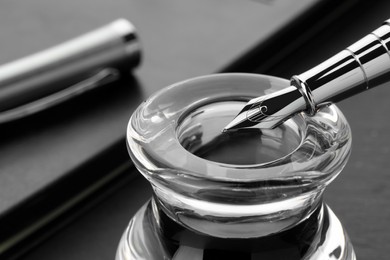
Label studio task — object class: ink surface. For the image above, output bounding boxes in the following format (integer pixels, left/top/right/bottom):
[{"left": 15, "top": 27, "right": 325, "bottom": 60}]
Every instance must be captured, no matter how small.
[{"left": 177, "top": 101, "right": 301, "bottom": 165}]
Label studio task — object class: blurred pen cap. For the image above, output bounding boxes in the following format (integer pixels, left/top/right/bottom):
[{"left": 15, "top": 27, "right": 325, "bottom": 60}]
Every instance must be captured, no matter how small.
[{"left": 0, "top": 18, "right": 141, "bottom": 123}]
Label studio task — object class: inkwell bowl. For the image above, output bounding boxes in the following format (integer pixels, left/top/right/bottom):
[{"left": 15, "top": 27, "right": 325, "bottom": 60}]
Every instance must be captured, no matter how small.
[{"left": 116, "top": 73, "right": 355, "bottom": 260}]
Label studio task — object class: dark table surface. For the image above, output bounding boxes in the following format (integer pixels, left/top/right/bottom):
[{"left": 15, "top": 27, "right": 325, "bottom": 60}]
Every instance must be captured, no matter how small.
[{"left": 1, "top": 0, "right": 390, "bottom": 259}]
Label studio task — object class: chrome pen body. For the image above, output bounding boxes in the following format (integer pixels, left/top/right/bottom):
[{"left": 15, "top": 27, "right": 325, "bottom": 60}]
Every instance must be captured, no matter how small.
[{"left": 224, "top": 19, "right": 390, "bottom": 131}]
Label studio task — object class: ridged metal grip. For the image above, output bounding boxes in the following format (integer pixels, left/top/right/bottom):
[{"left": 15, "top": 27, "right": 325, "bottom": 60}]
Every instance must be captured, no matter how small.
[{"left": 292, "top": 19, "right": 390, "bottom": 111}]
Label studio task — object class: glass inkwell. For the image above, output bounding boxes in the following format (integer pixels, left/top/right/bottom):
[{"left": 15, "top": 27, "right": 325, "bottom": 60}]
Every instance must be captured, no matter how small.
[
  {"left": 116, "top": 19, "right": 390, "bottom": 259},
  {"left": 116, "top": 73, "right": 355, "bottom": 260}
]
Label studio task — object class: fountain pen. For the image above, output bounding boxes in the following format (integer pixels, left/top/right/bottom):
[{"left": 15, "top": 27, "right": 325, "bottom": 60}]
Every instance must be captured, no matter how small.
[{"left": 224, "top": 19, "right": 390, "bottom": 131}]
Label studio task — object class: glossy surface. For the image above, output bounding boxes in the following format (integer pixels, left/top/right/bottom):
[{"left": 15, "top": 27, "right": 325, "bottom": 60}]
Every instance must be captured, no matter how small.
[{"left": 120, "top": 74, "right": 355, "bottom": 259}]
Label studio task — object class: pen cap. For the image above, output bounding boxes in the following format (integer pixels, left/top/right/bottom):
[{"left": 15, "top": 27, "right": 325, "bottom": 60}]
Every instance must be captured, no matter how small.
[{"left": 0, "top": 19, "right": 141, "bottom": 112}]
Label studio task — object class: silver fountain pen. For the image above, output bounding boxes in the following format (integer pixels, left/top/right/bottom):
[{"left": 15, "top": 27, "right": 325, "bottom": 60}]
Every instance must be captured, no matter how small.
[{"left": 224, "top": 19, "right": 390, "bottom": 131}]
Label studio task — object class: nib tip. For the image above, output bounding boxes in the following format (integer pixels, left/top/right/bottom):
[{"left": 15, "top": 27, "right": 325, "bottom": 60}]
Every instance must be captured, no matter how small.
[{"left": 222, "top": 128, "right": 230, "bottom": 133}]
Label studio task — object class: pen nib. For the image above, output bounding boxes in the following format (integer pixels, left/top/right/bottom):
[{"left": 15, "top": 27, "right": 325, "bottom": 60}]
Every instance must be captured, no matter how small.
[
  {"left": 222, "top": 105, "right": 262, "bottom": 132},
  {"left": 223, "top": 86, "right": 305, "bottom": 132}
]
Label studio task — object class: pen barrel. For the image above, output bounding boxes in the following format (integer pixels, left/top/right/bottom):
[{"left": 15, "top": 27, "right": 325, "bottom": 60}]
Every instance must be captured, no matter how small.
[
  {"left": 0, "top": 19, "right": 141, "bottom": 112},
  {"left": 292, "top": 19, "right": 390, "bottom": 109}
]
